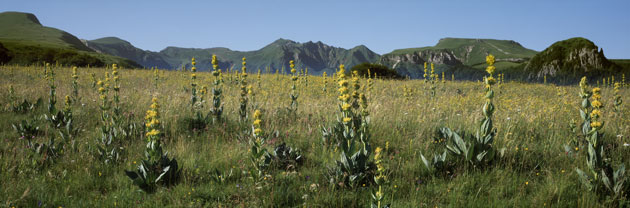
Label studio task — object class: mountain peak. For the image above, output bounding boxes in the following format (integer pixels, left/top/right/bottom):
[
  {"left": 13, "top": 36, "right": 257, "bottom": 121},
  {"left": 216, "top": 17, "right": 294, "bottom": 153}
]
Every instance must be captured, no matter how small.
[
  {"left": 352, "top": 45, "right": 369, "bottom": 50},
  {"left": 434, "top": 37, "right": 525, "bottom": 48},
  {"left": 0, "top": 11, "right": 42, "bottom": 26},
  {"left": 271, "top": 38, "right": 296, "bottom": 45},
  {"left": 90, "top": 37, "right": 131, "bottom": 45}
]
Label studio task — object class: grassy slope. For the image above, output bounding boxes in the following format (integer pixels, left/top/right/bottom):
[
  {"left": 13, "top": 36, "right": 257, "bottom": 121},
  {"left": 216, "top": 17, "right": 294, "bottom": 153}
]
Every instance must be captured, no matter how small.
[
  {"left": 387, "top": 38, "right": 538, "bottom": 66},
  {"left": 1, "top": 66, "right": 628, "bottom": 207},
  {"left": 0, "top": 12, "right": 92, "bottom": 51},
  {"left": 611, "top": 59, "right": 630, "bottom": 70},
  {"left": 0, "top": 12, "right": 141, "bottom": 68},
  {"left": 380, "top": 38, "right": 538, "bottom": 79},
  {"left": 87, "top": 37, "right": 171, "bottom": 69}
]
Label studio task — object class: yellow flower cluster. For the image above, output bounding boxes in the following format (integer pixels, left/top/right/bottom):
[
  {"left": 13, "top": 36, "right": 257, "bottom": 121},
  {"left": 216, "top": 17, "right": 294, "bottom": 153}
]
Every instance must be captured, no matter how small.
[
  {"left": 257, "top": 69, "right": 261, "bottom": 87},
  {"left": 591, "top": 100, "right": 602, "bottom": 108},
  {"left": 337, "top": 64, "right": 352, "bottom": 123},
  {"left": 486, "top": 54, "right": 495, "bottom": 66},
  {"left": 592, "top": 87, "right": 601, "bottom": 99},
  {"left": 70, "top": 66, "right": 80, "bottom": 99},
  {"left": 253, "top": 109, "right": 263, "bottom": 136},
  {"left": 112, "top": 64, "right": 120, "bottom": 99},
  {"left": 97, "top": 79, "right": 107, "bottom": 101},
  {"left": 191, "top": 57, "right": 197, "bottom": 79},
  {"left": 374, "top": 147, "right": 385, "bottom": 179},
  {"left": 72, "top": 67, "right": 78, "bottom": 79},
  {"left": 64, "top": 95, "right": 72, "bottom": 113},
  {"left": 590, "top": 87, "right": 603, "bottom": 129},
  {"left": 240, "top": 58, "right": 248, "bottom": 97},
  {"left": 212, "top": 55, "right": 220, "bottom": 77},
  {"left": 351, "top": 71, "right": 360, "bottom": 102},
  {"left": 241, "top": 57, "right": 247, "bottom": 77},
  {"left": 200, "top": 86, "right": 207, "bottom": 96},
  {"left": 145, "top": 97, "right": 161, "bottom": 139},
  {"left": 290, "top": 60, "right": 298, "bottom": 81},
  {"left": 104, "top": 72, "right": 111, "bottom": 89},
  {"left": 590, "top": 109, "right": 602, "bottom": 118},
  {"left": 485, "top": 54, "right": 497, "bottom": 89},
  {"left": 423, "top": 62, "right": 428, "bottom": 79},
  {"left": 366, "top": 68, "right": 373, "bottom": 93},
  {"left": 191, "top": 57, "right": 197, "bottom": 72}
]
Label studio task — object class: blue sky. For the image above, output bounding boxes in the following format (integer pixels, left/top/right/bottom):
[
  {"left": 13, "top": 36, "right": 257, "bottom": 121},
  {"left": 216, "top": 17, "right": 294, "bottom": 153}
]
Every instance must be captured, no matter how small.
[{"left": 2, "top": 0, "right": 629, "bottom": 58}]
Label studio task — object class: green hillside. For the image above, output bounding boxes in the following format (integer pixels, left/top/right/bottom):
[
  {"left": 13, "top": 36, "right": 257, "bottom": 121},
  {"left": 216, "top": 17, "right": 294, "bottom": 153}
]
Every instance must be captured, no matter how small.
[
  {"left": 611, "top": 59, "right": 630, "bottom": 70},
  {"left": 86, "top": 37, "right": 170, "bottom": 69},
  {"left": 387, "top": 38, "right": 537, "bottom": 66},
  {"left": 379, "top": 38, "right": 538, "bottom": 79},
  {"left": 0, "top": 12, "right": 141, "bottom": 68},
  {"left": 0, "top": 11, "right": 92, "bottom": 51},
  {"left": 524, "top": 37, "right": 622, "bottom": 83}
]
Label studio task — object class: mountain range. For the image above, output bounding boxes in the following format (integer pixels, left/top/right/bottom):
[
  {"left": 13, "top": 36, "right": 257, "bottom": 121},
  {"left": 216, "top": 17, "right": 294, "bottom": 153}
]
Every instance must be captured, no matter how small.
[
  {"left": 85, "top": 37, "right": 381, "bottom": 75},
  {"left": 0, "top": 11, "right": 627, "bottom": 83}
]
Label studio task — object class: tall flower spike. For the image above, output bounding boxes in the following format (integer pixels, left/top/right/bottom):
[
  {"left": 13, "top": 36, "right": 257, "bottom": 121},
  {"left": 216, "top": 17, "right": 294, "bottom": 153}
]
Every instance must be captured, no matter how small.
[
  {"left": 289, "top": 60, "right": 299, "bottom": 112},
  {"left": 481, "top": 54, "right": 497, "bottom": 137},
  {"left": 145, "top": 97, "right": 161, "bottom": 140},
  {"left": 242, "top": 57, "right": 247, "bottom": 74},
  {"left": 190, "top": 57, "right": 199, "bottom": 113},
  {"left": 239, "top": 57, "right": 249, "bottom": 121},
  {"left": 210, "top": 54, "right": 223, "bottom": 122},
  {"left": 71, "top": 66, "right": 79, "bottom": 99},
  {"left": 253, "top": 109, "right": 263, "bottom": 137}
]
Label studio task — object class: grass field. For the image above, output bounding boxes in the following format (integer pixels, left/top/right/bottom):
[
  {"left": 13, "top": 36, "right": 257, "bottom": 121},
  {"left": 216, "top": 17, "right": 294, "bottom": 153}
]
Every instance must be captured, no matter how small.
[{"left": 1, "top": 63, "right": 629, "bottom": 207}]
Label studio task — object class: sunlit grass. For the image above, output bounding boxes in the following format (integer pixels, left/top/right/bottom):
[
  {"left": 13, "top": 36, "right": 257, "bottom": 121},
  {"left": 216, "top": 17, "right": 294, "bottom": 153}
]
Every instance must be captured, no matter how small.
[{"left": 1, "top": 64, "right": 628, "bottom": 207}]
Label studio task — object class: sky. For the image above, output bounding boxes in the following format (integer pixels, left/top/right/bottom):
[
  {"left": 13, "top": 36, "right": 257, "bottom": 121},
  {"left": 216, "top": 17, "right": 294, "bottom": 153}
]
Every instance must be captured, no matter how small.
[{"left": 2, "top": 0, "right": 629, "bottom": 58}]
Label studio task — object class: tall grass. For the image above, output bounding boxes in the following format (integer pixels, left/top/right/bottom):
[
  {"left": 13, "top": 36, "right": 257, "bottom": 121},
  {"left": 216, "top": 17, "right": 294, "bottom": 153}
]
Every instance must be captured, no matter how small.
[{"left": 0, "top": 64, "right": 628, "bottom": 207}]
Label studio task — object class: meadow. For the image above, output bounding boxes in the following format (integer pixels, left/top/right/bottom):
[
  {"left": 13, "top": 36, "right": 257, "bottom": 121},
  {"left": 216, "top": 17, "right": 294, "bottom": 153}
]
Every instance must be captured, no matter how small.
[{"left": 0, "top": 58, "right": 629, "bottom": 207}]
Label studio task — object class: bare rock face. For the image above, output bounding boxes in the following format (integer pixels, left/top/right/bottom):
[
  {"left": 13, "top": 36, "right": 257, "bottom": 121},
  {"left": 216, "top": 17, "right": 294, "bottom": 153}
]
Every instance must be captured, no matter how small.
[
  {"left": 535, "top": 59, "right": 561, "bottom": 78},
  {"left": 422, "top": 50, "right": 462, "bottom": 65},
  {"left": 567, "top": 48, "right": 606, "bottom": 71},
  {"left": 380, "top": 50, "right": 462, "bottom": 68}
]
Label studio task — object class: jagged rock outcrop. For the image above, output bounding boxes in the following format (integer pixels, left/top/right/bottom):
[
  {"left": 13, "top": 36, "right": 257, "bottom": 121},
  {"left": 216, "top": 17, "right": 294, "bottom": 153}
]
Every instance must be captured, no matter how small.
[
  {"left": 524, "top": 37, "right": 617, "bottom": 80},
  {"left": 382, "top": 50, "right": 462, "bottom": 68}
]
